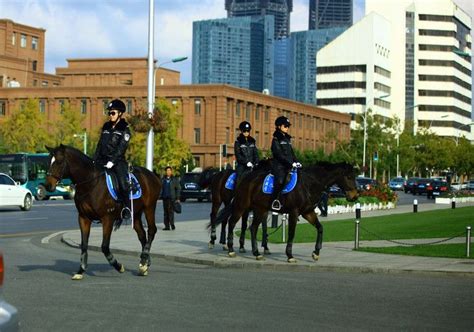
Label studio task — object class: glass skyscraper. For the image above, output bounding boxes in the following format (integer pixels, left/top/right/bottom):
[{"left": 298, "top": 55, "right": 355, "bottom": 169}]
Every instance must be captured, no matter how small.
[
  {"left": 192, "top": 16, "right": 275, "bottom": 94},
  {"left": 225, "top": 0, "right": 293, "bottom": 39},
  {"left": 309, "top": 0, "right": 353, "bottom": 30}
]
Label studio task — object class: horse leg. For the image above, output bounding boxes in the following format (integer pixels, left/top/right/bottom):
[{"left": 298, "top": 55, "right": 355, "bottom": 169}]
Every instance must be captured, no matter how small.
[
  {"left": 249, "top": 211, "right": 264, "bottom": 260},
  {"left": 208, "top": 201, "right": 220, "bottom": 249},
  {"left": 261, "top": 213, "right": 271, "bottom": 255},
  {"left": 285, "top": 211, "right": 299, "bottom": 263},
  {"left": 226, "top": 209, "right": 245, "bottom": 257},
  {"left": 138, "top": 206, "right": 158, "bottom": 276},
  {"left": 72, "top": 215, "right": 92, "bottom": 280},
  {"left": 133, "top": 211, "right": 149, "bottom": 275},
  {"left": 302, "top": 211, "right": 323, "bottom": 261},
  {"left": 239, "top": 211, "right": 249, "bottom": 253},
  {"left": 101, "top": 218, "right": 125, "bottom": 273},
  {"left": 220, "top": 218, "right": 228, "bottom": 250}
]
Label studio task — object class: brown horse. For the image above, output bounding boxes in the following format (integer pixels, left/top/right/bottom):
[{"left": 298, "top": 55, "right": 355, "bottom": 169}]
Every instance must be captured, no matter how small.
[
  {"left": 211, "top": 162, "right": 359, "bottom": 262},
  {"left": 45, "top": 145, "right": 161, "bottom": 279},
  {"left": 199, "top": 167, "right": 270, "bottom": 254}
]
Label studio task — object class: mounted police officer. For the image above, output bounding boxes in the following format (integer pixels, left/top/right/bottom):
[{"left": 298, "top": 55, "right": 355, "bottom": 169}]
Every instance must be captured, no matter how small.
[
  {"left": 270, "top": 116, "right": 301, "bottom": 211},
  {"left": 93, "top": 99, "right": 132, "bottom": 221},
  {"left": 234, "top": 121, "right": 259, "bottom": 183}
]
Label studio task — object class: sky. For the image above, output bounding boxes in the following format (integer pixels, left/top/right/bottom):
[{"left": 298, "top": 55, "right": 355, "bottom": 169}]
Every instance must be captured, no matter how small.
[
  {"left": 0, "top": 0, "right": 471, "bottom": 84},
  {"left": 0, "top": 0, "right": 365, "bottom": 83}
]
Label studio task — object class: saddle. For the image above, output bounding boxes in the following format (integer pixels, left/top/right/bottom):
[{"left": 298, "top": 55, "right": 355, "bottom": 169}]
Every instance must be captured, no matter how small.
[
  {"left": 224, "top": 172, "right": 237, "bottom": 190},
  {"left": 262, "top": 171, "right": 297, "bottom": 194},
  {"left": 105, "top": 171, "right": 142, "bottom": 201}
]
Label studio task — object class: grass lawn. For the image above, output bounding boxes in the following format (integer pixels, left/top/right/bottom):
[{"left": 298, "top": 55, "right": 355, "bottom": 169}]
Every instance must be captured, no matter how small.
[
  {"left": 249, "top": 206, "right": 473, "bottom": 244},
  {"left": 358, "top": 243, "right": 473, "bottom": 259}
]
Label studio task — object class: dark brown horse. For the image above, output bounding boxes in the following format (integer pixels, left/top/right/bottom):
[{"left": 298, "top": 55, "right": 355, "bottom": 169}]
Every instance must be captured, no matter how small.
[
  {"left": 199, "top": 167, "right": 270, "bottom": 253},
  {"left": 211, "top": 162, "right": 358, "bottom": 262},
  {"left": 45, "top": 145, "right": 161, "bottom": 279}
]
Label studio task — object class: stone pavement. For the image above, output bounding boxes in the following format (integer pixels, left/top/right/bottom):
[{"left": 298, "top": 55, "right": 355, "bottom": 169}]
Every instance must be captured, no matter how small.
[{"left": 61, "top": 202, "right": 474, "bottom": 275}]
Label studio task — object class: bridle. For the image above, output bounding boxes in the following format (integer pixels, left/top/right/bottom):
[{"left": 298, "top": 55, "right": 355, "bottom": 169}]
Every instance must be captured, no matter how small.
[{"left": 47, "top": 156, "right": 68, "bottom": 184}]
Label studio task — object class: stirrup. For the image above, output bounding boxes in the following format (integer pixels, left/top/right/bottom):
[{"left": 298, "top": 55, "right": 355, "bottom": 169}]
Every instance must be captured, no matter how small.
[
  {"left": 271, "top": 199, "right": 281, "bottom": 211},
  {"left": 121, "top": 207, "right": 131, "bottom": 220}
]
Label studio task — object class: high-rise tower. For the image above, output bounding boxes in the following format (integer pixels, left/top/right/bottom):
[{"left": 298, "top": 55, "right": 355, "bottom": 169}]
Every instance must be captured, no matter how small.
[
  {"left": 225, "top": 0, "right": 293, "bottom": 39},
  {"left": 309, "top": 0, "right": 353, "bottom": 30}
]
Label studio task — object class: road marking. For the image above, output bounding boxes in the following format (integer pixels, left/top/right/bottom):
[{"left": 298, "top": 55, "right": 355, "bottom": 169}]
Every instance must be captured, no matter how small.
[
  {"left": 41, "top": 231, "right": 67, "bottom": 244},
  {"left": 0, "top": 230, "right": 53, "bottom": 238},
  {"left": 20, "top": 217, "right": 48, "bottom": 221}
]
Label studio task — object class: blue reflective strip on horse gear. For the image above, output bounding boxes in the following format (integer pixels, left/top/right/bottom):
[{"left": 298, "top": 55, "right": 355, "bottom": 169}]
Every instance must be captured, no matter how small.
[
  {"left": 262, "top": 172, "right": 297, "bottom": 194},
  {"left": 105, "top": 172, "right": 142, "bottom": 201},
  {"left": 224, "top": 172, "right": 237, "bottom": 190}
]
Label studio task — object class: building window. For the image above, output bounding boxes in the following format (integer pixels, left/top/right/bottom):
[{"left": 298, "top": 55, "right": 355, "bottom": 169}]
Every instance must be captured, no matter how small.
[
  {"left": 194, "top": 128, "right": 201, "bottom": 144},
  {"left": 80, "top": 99, "right": 87, "bottom": 114},
  {"left": 33, "top": 79, "right": 38, "bottom": 86},
  {"left": 32, "top": 60, "right": 37, "bottom": 72},
  {"left": 236, "top": 102, "right": 241, "bottom": 117},
  {"left": 264, "top": 108, "right": 269, "bottom": 122},
  {"left": 194, "top": 99, "right": 201, "bottom": 115},
  {"left": 255, "top": 106, "right": 260, "bottom": 121},
  {"left": 11, "top": 33, "right": 16, "bottom": 45},
  {"left": 20, "top": 34, "right": 27, "bottom": 48},
  {"left": 126, "top": 99, "right": 132, "bottom": 114},
  {"left": 226, "top": 127, "right": 230, "bottom": 144},
  {"left": 0, "top": 101, "right": 5, "bottom": 116},
  {"left": 32, "top": 37, "right": 38, "bottom": 50},
  {"left": 39, "top": 100, "right": 46, "bottom": 113},
  {"left": 59, "top": 99, "right": 65, "bottom": 114},
  {"left": 41, "top": 81, "right": 48, "bottom": 87},
  {"left": 245, "top": 104, "right": 251, "bottom": 120},
  {"left": 193, "top": 156, "right": 201, "bottom": 168},
  {"left": 102, "top": 99, "right": 109, "bottom": 114}
]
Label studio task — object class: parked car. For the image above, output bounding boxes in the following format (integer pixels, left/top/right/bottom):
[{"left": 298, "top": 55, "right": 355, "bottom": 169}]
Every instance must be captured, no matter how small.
[
  {"left": 355, "top": 177, "right": 377, "bottom": 191},
  {"left": 468, "top": 180, "right": 474, "bottom": 191},
  {"left": 388, "top": 177, "right": 404, "bottom": 191},
  {"left": 412, "top": 178, "right": 431, "bottom": 195},
  {"left": 0, "top": 173, "right": 33, "bottom": 211},
  {"left": 426, "top": 180, "right": 449, "bottom": 199},
  {"left": 0, "top": 253, "right": 20, "bottom": 331},
  {"left": 404, "top": 177, "right": 420, "bottom": 193},
  {"left": 328, "top": 184, "right": 345, "bottom": 198},
  {"left": 180, "top": 172, "right": 211, "bottom": 202}
]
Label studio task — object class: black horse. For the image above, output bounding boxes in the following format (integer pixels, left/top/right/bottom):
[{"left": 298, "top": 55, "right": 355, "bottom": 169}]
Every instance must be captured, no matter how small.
[
  {"left": 199, "top": 167, "right": 270, "bottom": 253},
  {"left": 45, "top": 145, "right": 161, "bottom": 279},
  {"left": 211, "top": 162, "right": 358, "bottom": 262}
]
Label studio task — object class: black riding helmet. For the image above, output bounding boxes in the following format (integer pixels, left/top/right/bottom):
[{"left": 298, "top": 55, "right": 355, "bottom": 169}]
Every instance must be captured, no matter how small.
[
  {"left": 107, "top": 99, "right": 126, "bottom": 114},
  {"left": 239, "top": 121, "right": 251, "bottom": 132},
  {"left": 275, "top": 116, "right": 291, "bottom": 127}
]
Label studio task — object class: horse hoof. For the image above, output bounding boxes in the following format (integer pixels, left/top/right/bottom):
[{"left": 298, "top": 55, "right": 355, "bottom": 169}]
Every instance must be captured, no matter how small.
[
  {"left": 239, "top": 248, "right": 246, "bottom": 253},
  {"left": 119, "top": 264, "right": 125, "bottom": 273},
  {"left": 138, "top": 263, "right": 148, "bottom": 276},
  {"left": 71, "top": 273, "right": 83, "bottom": 280},
  {"left": 287, "top": 257, "right": 297, "bottom": 263},
  {"left": 256, "top": 255, "right": 264, "bottom": 261},
  {"left": 228, "top": 251, "right": 236, "bottom": 258},
  {"left": 208, "top": 242, "right": 214, "bottom": 249},
  {"left": 312, "top": 253, "right": 320, "bottom": 261},
  {"left": 223, "top": 245, "right": 229, "bottom": 251},
  {"left": 264, "top": 249, "right": 271, "bottom": 255}
]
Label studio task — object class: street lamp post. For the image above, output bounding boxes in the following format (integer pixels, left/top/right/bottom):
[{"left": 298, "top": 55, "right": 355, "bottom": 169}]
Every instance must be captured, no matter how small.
[
  {"left": 152, "top": 57, "right": 188, "bottom": 101},
  {"left": 73, "top": 132, "right": 87, "bottom": 155}
]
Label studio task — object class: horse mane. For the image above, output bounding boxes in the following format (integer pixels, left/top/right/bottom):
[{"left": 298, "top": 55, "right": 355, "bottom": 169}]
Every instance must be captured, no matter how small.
[
  {"left": 61, "top": 145, "right": 94, "bottom": 166},
  {"left": 198, "top": 167, "right": 220, "bottom": 189}
]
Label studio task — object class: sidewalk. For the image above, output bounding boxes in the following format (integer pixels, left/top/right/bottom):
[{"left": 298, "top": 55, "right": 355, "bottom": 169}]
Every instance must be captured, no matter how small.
[{"left": 61, "top": 202, "right": 474, "bottom": 275}]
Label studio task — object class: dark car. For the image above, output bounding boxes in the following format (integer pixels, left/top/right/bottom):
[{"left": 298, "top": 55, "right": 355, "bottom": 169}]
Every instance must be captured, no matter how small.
[
  {"left": 328, "top": 184, "right": 345, "bottom": 198},
  {"left": 355, "top": 177, "right": 377, "bottom": 191},
  {"left": 404, "top": 177, "right": 420, "bottom": 193},
  {"left": 388, "top": 177, "right": 404, "bottom": 191},
  {"left": 412, "top": 178, "right": 431, "bottom": 195},
  {"left": 180, "top": 172, "right": 211, "bottom": 202},
  {"left": 426, "top": 180, "right": 449, "bottom": 199}
]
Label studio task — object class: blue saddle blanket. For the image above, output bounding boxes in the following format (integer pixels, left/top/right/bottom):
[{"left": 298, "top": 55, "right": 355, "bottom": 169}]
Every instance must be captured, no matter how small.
[
  {"left": 106, "top": 172, "right": 142, "bottom": 201},
  {"left": 262, "top": 172, "right": 297, "bottom": 194},
  {"left": 224, "top": 172, "right": 237, "bottom": 190}
]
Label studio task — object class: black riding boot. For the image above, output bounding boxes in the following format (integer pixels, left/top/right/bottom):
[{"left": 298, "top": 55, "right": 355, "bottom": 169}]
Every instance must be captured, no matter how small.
[
  {"left": 116, "top": 163, "right": 132, "bottom": 221},
  {"left": 120, "top": 192, "right": 132, "bottom": 221},
  {"left": 271, "top": 181, "right": 284, "bottom": 211}
]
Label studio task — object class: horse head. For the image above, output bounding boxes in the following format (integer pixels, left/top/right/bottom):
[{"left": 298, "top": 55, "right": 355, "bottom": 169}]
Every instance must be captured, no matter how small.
[
  {"left": 335, "top": 162, "right": 359, "bottom": 202},
  {"left": 198, "top": 167, "right": 219, "bottom": 189},
  {"left": 45, "top": 144, "right": 70, "bottom": 192}
]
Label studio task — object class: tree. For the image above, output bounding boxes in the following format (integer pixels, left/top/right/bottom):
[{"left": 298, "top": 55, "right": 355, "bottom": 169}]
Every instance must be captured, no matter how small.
[
  {"left": 0, "top": 98, "right": 52, "bottom": 153},
  {"left": 52, "top": 101, "right": 87, "bottom": 153}
]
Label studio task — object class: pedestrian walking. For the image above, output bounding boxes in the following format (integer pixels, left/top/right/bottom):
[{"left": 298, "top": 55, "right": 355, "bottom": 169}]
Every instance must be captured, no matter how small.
[{"left": 161, "top": 166, "right": 181, "bottom": 230}]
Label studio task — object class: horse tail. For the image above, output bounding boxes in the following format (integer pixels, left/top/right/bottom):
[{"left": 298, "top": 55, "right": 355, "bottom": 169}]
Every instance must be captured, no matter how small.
[
  {"left": 199, "top": 167, "right": 218, "bottom": 189},
  {"left": 207, "top": 201, "right": 234, "bottom": 229},
  {"left": 114, "top": 218, "right": 123, "bottom": 231}
]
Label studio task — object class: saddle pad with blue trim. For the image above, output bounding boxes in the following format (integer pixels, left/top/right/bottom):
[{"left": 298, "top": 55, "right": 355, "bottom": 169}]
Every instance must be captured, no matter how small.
[
  {"left": 262, "top": 172, "right": 297, "bottom": 194},
  {"left": 106, "top": 172, "right": 142, "bottom": 201},
  {"left": 224, "top": 172, "right": 237, "bottom": 190}
]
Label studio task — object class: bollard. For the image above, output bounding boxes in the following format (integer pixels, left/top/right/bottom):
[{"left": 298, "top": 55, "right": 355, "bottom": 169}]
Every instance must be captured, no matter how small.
[
  {"left": 271, "top": 212, "right": 278, "bottom": 228},
  {"left": 451, "top": 197, "right": 456, "bottom": 209},
  {"left": 354, "top": 220, "right": 360, "bottom": 250},
  {"left": 282, "top": 214, "right": 287, "bottom": 243},
  {"left": 413, "top": 199, "right": 418, "bottom": 213},
  {"left": 355, "top": 202, "right": 361, "bottom": 220},
  {"left": 466, "top": 226, "right": 471, "bottom": 258}
]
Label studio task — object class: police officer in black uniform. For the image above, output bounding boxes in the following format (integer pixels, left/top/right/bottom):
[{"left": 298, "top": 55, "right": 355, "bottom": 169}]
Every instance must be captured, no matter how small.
[
  {"left": 93, "top": 99, "right": 132, "bottom": 221},
  {"left": 234, "top": 121, "right": 259, "bottom": 182},
  {"left": 270, "top": 116, "right": 301, "bottom": 211}
]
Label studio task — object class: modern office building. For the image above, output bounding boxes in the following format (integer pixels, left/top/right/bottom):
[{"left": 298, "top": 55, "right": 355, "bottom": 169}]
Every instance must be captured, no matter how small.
[
  {"left": 316, "top": 13, "right": 392, "bottom": 122},
  {"left": 309, "top": 0, "right": 353, "bottom": 30},
  {"left": 366, "top": 0, "right": 472, "bottom": 141},
  {"left": 192, "top": 16, "right": 275, "bottom": 94},
  {"left": 273, "top": 37, "right": 292, "bottom": 99},
  {"left": 225, "top": 0, "right": 293, "bottom": 39}
]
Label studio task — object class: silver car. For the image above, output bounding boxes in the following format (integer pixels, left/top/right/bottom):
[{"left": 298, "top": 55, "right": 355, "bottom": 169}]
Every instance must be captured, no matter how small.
[{"left": 0, "top": 253, "right": 19, "bottom": 331}]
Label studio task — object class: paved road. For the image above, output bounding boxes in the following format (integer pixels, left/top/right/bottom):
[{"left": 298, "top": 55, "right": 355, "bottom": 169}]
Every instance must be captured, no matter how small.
[{"left": 3, "top": 233, "right": 474, "bottom": 331}]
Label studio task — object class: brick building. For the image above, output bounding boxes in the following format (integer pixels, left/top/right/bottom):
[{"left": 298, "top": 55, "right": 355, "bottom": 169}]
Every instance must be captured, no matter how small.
[{"left": 0, "top": 19, "right": 350, "bottom": 168}]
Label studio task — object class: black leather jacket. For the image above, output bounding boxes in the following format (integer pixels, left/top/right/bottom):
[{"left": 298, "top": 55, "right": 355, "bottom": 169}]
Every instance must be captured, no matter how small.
[
  {"left": 93, "top": 118, "right": 131, "bottom": 164},
  {"left": 234, "top": 134, "right": 259, "bottom": 169},
  {"left": 271, "top": 130, "right": 297, "bottom": 171}
]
